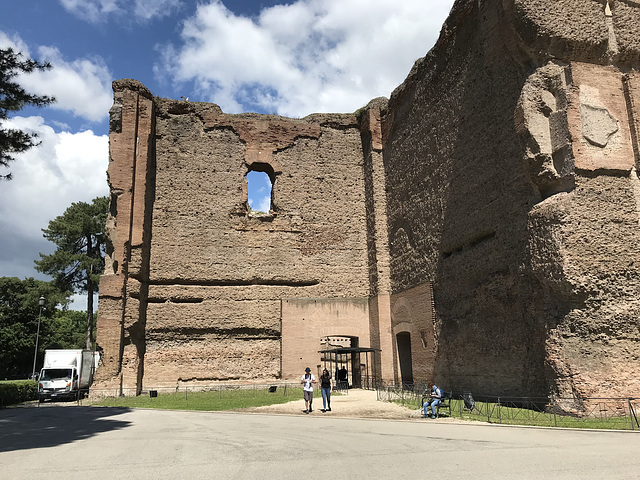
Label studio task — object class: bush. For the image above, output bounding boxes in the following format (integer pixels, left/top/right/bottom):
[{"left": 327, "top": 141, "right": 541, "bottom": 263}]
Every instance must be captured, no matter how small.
[{"left": 0, "top": 380, "right": 37, "bottom": 407}]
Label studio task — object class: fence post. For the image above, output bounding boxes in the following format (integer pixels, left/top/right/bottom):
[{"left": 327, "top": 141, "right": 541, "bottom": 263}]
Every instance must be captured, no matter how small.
[
  {"left": 629, "top": 399, "right": 636, "bottom": 430},
  {"left": 498, "top": 398, "right": 502, "bottom": 424}
]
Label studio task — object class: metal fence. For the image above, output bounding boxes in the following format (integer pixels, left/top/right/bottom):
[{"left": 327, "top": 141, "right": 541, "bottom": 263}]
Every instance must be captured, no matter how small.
[
  {"left": 91, "top": 382, "right": 302, "bottom": 399},
  {"left": 376, "top": 384, "right": 640, "bottom": 430},
  {"left": 29, "top": 381, "right": 348, "bottom": 407}
]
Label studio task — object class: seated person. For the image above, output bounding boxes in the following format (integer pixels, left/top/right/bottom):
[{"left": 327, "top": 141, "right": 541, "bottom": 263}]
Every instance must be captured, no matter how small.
[{"left": 423, "top": 383, "right": 443, "bottom": 418}]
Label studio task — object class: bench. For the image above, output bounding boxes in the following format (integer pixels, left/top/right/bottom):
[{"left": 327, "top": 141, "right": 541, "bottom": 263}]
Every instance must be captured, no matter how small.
[{"left": 421, "top": 391, "right": 452, "bottom": 418}]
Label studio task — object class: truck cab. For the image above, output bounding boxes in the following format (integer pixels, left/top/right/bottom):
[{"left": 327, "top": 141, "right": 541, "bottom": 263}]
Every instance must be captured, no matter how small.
[{"left": 38, "top": 367, "right": 78, "bottom": 402}]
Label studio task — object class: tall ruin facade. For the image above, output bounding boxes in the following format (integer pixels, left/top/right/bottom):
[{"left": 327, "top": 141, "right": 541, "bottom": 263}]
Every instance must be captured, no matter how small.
[{"left": 96, "top": 0, "right": 640, "bottom": 399}]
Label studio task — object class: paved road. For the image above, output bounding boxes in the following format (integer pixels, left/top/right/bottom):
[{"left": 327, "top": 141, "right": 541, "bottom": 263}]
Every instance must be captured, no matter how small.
[{"left": 1, "top": 405, "right": 639, "bottom": 479}]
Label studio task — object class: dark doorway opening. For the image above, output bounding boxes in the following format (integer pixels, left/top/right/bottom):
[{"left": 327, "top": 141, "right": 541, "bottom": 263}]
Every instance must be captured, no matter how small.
[{"left": 396, "top": 332, "right": 413, "bottom": 388}]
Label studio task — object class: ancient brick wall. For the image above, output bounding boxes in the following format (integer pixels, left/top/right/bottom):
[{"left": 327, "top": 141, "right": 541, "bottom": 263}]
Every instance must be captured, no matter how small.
[
  {"left": 97, "top": 86, "right": 378, "bottom": 391},
  {"left": 145, "top": 105, "right": 374, "bottom": 387},
  {"left": 281, "top": 297, "right": 371, "bottom": 379},
  {"left": 382, "top": 0, "right": 640, "bottom": 397},
  {"left": 97, "top": 0, "right": 640, "bottom": 400}
]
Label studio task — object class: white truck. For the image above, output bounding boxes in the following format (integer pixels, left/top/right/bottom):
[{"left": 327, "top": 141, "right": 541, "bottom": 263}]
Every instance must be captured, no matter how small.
[{"left": 38, "top": 349, "right": 99, "bottom": 402}]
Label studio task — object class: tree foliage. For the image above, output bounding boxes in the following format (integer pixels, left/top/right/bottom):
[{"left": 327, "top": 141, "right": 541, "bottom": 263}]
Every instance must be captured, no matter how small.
[
  {"left": 0, "top": 47, "right": 55, "bottom": 180},
  {"left": 0, "top": 277, "right": 70, "bottom": 379},
  {"left": 49, "top": 310, "right": 93, "bottom": 350},
  {"left": 35, "top": 196, "right": 109, "bottom": 349}
]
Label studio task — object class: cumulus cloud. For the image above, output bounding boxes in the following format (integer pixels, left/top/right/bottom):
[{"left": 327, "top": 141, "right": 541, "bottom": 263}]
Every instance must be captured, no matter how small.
[
  {"left": 58, "top": 0, "right": 121, "bottom": 23},
  {"left": 59, "top": 0, "right": 183, "bottom": 23},
  {"left": 158, "top": 0, "right": 454, "bottom": 117},
  {"left": 0, "top": 116, "right": 109, "bottom": 280},
  {"left": 0, "top": 32, "right": 112, "bottom": 123}
]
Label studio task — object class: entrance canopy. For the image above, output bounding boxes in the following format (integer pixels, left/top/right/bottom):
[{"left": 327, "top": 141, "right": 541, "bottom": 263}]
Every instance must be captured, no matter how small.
[{"left": 318, "top": 347, "right": 381, "bottom": 389}]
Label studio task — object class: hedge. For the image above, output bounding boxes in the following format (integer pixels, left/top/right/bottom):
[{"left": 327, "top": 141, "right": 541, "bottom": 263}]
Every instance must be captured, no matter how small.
[{"left": 0, "top": 380, "right": 38, "bottom": 407}]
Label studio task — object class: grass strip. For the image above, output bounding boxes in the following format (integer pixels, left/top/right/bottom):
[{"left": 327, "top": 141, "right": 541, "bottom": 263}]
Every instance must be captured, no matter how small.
[{"left": 92, "top": 387, "right": 305, "bottom": 411}]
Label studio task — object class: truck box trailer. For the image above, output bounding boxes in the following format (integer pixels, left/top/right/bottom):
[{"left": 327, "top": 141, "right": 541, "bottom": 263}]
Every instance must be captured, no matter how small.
[{"left": 38, "top": 349, "right": 99, "bottom": 402}]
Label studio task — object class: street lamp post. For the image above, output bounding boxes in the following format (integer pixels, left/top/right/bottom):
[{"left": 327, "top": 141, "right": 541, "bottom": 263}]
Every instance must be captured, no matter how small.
[{"left": 31, "top": 296, "right": 45, "bottom": 379}]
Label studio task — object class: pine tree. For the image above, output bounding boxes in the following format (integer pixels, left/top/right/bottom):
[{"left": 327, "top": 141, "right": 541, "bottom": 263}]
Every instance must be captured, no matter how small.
[
  {"left": 35, "top": 197, "right": 109, "bottom": 350},
  {"left": 0, "top": 47, "right": 55, "bottom": 180}
]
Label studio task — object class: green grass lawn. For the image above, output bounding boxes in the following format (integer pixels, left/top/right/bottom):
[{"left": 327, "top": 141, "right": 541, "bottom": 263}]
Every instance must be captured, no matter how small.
[
  {"left": 92, "top": 387, "right": 304, "bottom": 411},
  {"left": 404, "top": 397, "right": 639, "bottom": 430}
]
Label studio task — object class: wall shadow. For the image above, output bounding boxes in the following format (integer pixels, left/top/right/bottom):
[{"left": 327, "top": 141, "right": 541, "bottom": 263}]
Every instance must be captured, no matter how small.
[{"left": 0, "top": 405, "right": 132, "bottom": 452}]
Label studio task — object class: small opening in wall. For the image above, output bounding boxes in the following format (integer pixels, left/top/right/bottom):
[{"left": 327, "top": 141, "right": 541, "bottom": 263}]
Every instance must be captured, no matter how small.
[
  {"left": 246, "top": 162, "right": 275, "bottom": 214},
  {"left": 247, "top": 171, "right": 271, "bottom": 212}
]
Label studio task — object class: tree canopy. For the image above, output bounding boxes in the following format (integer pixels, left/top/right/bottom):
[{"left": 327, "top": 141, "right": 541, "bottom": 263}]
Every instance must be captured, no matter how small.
[
  {"left": 0, "top": 277, "right": 70, "bottom": 379},
  {"left": 35, "top": 196, "right": 109, "bottom": 349},
  {"left": 0, "top": 47, "right": 55, "bottom": 180}
]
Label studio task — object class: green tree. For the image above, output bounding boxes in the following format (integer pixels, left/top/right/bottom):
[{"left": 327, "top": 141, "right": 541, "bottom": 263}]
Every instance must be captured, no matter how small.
[
  {"left": 35, "top": 196, "right": 109, "bottom": 350},
  {"left": 0, "top": 277, "right": 69, "bottom": 379},
  {"left": 0, "top": 47, "right": 55, "bottom": 180},
  {"left": 49, "top": 310, "right": 91, "bottom": 350}
]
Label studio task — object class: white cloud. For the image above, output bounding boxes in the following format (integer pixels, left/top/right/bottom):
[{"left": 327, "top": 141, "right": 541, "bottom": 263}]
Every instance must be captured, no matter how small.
[
  {"left": 59, "top": 0, "right": 183, "bottom": 23},
  {"left": 134, "top": 0, "right": 184, "bottom": 20},
  {"left": 0, "top": 33, "right": 113, "bottom": 123},
  {"left": 158, "top": 0, "right": 455, "bottom": 117},
  {"left": 0, "top": 32, "right": 30, "bottom": 56},
  {"left": 59, "top": 0, "right": 122, "bottom": 23},
  {"left": 0, "top": 116, "right": 109, "bottom": 281}
]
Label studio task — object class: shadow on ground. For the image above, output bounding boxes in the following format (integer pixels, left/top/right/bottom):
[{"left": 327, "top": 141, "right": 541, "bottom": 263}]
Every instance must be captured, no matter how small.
[{"left": 0, "top": 404, "right": 131, "bottom": 452}]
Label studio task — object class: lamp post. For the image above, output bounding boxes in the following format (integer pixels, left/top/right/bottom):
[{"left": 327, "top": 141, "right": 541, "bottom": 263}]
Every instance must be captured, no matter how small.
[{"left": 31, "top": 296, "right": 45, "bottom": 379}]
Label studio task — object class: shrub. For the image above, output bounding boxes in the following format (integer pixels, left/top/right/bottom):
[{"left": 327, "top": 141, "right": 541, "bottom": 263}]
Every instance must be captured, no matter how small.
[{"left": 0, "top": 380, "right": 37, "bottom": 407}]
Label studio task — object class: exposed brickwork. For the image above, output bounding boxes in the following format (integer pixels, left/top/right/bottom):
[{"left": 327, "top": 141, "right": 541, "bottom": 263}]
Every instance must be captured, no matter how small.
[{"left": 97, "top": 0, "right": 640, "bottom": 401}]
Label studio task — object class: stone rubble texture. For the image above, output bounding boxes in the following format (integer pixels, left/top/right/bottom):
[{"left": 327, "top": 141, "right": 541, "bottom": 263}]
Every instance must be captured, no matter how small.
[{"left": 96, "top": 0, "right": 640, "bottom": 403}]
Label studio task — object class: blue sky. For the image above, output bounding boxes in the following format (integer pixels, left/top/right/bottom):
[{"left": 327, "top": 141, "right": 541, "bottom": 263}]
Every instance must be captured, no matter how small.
[{"left": 0, "top": 0, "right": 455, "bottom": 309}]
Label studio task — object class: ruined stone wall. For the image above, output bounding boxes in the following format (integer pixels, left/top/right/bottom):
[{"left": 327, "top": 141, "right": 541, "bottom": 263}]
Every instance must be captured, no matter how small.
[
  {"left": 382, "top": 0, "right": 640, "bottom": 397},
  {"left": 97, "top": 87, "right": 373, "bottom": 390},
  {"left": 97, "top": 0, "right": 640, "bottom": 399},
  {"left": 143, "top": 103, "right": 371, "bottom": 387},
  {"left": 527, "top": 63, "right": 640, "bottom": 399}
]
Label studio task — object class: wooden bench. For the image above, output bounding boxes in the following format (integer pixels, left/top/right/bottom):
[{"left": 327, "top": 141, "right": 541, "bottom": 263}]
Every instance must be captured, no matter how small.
[{"left": 421, "top": 391, "right": 452, "bottom": 418}]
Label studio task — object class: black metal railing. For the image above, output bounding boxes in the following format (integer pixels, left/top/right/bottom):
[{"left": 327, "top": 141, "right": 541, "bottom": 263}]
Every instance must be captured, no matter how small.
[{"left": 376, "top": 383, "right": 640, "bottom": 430}]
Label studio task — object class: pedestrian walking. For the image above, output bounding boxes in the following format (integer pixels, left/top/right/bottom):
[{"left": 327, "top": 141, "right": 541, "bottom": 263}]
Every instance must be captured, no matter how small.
[
  {"left": 320, "top": 368, "right": 332, "bottom": 412},
  {"left": 301, "top": 367, "right": 316, "bottom": 413}
]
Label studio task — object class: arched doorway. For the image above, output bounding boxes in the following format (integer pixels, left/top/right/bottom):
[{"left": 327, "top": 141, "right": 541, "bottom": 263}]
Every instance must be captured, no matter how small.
[{"left": 396, "top": 332, "right": 413, "bottom": 388}]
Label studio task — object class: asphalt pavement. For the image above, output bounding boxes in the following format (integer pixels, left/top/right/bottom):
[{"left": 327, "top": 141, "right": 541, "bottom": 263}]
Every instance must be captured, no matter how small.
[{"left": 1, "top": 404, "right": 639, "bottom": 479}]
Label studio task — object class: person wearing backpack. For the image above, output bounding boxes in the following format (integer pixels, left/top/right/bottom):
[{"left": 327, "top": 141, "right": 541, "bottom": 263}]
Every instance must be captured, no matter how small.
[
  {"left": 423, "top": 383, "right": 443, "bottom": 418},
  {"left": 301, "top": 367, "right": 316, "bottom": 413}
]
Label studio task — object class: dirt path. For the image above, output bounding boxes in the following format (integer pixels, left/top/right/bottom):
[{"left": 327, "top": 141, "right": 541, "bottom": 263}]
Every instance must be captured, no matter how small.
[{"left": 240, "top": 388, "right": 457, "bottom": 421}]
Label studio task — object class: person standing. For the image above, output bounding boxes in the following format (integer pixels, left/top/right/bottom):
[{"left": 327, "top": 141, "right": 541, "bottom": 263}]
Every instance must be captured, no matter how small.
[
  {"left": 301, "top": 367, "right": 316, "bottom": 413},
  {"left": 320, "top": 368, "right": 332, "bottom": 412}
]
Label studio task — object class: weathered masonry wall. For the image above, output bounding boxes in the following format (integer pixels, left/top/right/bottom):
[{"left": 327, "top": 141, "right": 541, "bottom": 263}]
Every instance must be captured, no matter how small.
[
  {"left": 143, "top": 103, "right": 372, "bottom": 387},
  {"left": 96, "top": 87, "right": 378, "bottom": 391},
  {"left": 97, "top": 0, "right": 640, "bottom": 400},
  {"left": 382, "top": 0, "right": 640, "bottom": 397},
  {"left": 96, "top": 80, "right": 155, "bottom": 392}
]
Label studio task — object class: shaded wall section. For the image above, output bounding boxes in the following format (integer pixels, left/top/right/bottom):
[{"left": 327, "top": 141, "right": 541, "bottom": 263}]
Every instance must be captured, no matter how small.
[{"left": 381, "top": 0, "right": 640, "bottom": 396}]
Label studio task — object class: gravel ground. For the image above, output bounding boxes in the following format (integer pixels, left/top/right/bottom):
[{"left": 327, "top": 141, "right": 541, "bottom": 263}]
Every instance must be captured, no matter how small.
[{"left": 239, "top": 388, "right": 460, "bottom": 421}]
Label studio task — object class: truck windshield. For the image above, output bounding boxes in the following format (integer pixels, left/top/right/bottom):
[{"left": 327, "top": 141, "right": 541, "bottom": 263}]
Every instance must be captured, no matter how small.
[{"left": 40, "top": 369, "right": 73, "bottom": 381}]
